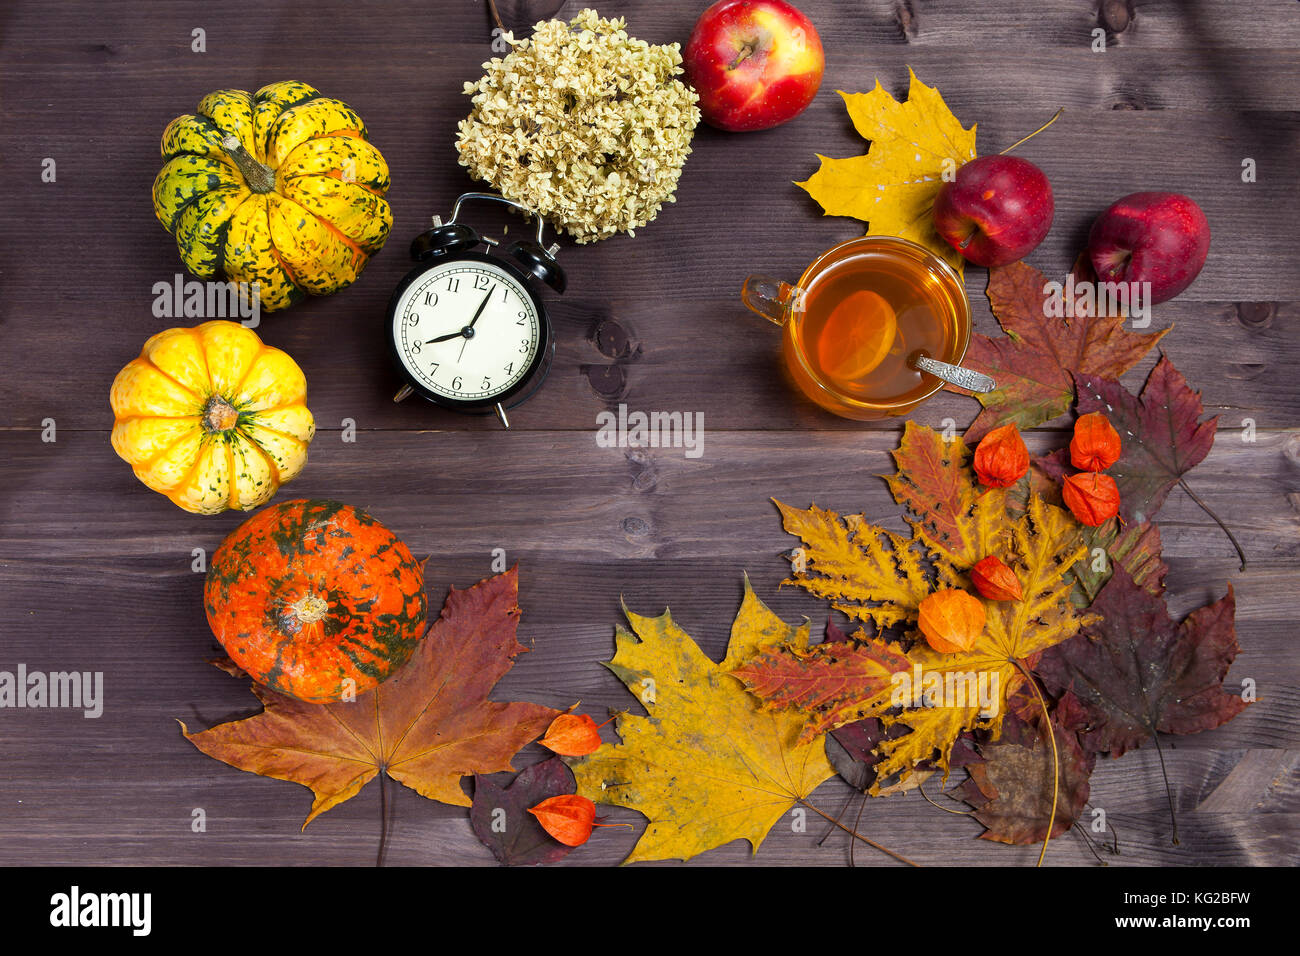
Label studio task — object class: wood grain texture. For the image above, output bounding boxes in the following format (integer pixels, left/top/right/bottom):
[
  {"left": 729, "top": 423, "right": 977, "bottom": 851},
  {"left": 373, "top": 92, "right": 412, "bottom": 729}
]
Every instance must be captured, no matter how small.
[{"left": 0, "top": 0, "right": 1296, "bottom": 866}]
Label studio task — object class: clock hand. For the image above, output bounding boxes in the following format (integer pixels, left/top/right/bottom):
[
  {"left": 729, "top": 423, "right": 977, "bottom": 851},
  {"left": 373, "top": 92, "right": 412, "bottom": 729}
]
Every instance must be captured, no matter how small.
[
  {"left": 451, "top": 287, "right": 495, "bottom": 361},
  {"left": 467, "top": 286, "right": 495, "bottom": 329},
  {"left": 424, "top": 285, "right": 496, "bottom": 348}
]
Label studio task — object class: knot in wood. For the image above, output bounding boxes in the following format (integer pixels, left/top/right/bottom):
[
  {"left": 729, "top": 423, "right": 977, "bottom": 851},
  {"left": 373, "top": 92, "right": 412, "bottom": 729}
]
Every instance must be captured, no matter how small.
[
  {"left": 1235, "top": 302, "right": 1276, "bottom": 329},
  {"left": 621, "top": 516, "right": 651, "bottom": 537},
  {"left": 1283, "top": 434, "right": 1300, "bottom": 470},
  {"left": 593, "top": 318, "right": 633, "bottom": 359},
  {"left": 585, "top": 363, "right": 627, "bottom": 400},
  {"left": 1099, "top": 0, "right": 1133, "bottom": 34}
]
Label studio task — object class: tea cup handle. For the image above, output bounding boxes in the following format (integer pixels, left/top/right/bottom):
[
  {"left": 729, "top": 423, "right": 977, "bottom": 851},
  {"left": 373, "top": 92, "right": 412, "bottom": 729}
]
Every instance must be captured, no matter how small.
[{"left": 741, "top": 275, "right": 803, "bottom": 327}]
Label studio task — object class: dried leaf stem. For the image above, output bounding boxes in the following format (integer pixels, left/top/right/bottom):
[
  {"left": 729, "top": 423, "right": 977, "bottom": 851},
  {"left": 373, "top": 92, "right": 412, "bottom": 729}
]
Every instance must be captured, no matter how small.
[
  {"left": 376, "top": 768, "right": 390, "bottom": 867},
  {"left": 799, "top": 798, "right": 920, "bottom": 867},
  {"left": 486, "top": 0, "right": 505, "bottom": 35},
  {"left": 999, "top": 108, "right": 1066, "bottom": 155},
  {"left": 1012, "top": 659, "right": 1059, "bottom": 867},
  {"left": 1179, "top": 477, "right": 1247, "bottom": 571}
]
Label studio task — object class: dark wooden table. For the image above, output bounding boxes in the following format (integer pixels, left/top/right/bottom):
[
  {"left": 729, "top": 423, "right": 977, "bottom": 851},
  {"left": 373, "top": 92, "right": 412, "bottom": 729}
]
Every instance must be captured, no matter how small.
[{"left": 2, "top": 0, "right": 1297, "bottom": 866}]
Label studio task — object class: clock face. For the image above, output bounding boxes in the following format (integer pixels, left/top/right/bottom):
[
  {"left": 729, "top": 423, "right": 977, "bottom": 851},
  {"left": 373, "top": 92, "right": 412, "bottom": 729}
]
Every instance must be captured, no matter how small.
[{"left": 390, "top": 258, "right": 543, "bottom": 405}]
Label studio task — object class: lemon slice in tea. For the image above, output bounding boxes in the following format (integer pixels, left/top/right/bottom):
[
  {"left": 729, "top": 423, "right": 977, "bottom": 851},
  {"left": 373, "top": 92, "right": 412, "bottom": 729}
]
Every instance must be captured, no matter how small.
[{"left": 817, "top": 289, "right": 898, "bottom": 381}]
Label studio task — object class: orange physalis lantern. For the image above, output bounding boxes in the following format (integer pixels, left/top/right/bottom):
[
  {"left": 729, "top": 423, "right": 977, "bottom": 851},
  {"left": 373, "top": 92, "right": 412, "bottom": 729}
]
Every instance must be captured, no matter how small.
[
  {"left": 1062, "top": 472, "right": 1121, "bottom": 526},
  {"left": 529, "top": 794, "right": 598, "bottom": 847},
  {"left": 973, "top": 424, "right": 1030, "bottom": 488},
  {"left": 539, "top": 712, "right": 606, "bottom": 757},
  {"left": 1070, "top": 412, "right": 1122, "bottom": 473},
  {"left": 918, "top": 588, "right": 987, "bottom": 654},
  {"left": 970, "top": 556, "right": 1024, "bottom": 602}
]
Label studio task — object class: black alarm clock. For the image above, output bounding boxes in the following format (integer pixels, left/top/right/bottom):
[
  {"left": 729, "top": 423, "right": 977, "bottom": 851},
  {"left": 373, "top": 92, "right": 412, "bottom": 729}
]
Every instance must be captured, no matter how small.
[{"left": 387, "top": 192, "right": 565, "bottom": 428}]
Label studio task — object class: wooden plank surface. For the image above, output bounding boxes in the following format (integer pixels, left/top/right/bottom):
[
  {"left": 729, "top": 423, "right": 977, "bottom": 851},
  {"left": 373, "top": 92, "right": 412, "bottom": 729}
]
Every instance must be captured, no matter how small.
[{"left": 1, "top": 0, "right": 1297, "bottom": 866}]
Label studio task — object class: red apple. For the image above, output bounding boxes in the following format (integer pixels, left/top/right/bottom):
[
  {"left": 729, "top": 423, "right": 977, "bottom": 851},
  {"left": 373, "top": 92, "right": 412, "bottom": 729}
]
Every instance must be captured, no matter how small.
[
  {"left": 684, "top": 1, "right": 824, "bottom": 132},
  {"left": 932, "top": 155, "right": 1055, "bottom": 267},
  {"left": 1087, "top": 192, "right": 1210, "bottom": 304}
]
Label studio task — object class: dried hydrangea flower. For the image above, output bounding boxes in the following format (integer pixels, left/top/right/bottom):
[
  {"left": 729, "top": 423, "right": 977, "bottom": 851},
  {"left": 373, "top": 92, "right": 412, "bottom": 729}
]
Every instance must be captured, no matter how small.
[{"left": 456, "top": 9, "right": 701, "bottom": 243}]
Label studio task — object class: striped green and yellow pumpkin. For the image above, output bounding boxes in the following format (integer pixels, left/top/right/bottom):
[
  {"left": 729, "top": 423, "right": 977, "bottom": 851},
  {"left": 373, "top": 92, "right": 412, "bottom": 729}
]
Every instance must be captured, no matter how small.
[
  {"left": 205, "top": 500, "right": 427, "bottom": 703},
  {"left": 153, "top": 81, "right": 392, "bottom": 312}
]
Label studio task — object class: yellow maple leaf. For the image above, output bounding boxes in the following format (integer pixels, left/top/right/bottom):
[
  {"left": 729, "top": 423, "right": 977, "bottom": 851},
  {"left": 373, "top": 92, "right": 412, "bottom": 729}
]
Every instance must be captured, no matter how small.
[
  {"left": 776, "top": 501, "right": 933, "bottom": 630},
  {"left": 780, "top": 424, "right": 1012, "bottom": 627},
  {"left": 569, "top": 576, "right": 835, "bottom": 863},
  {"left": 870, "top": 494, "right": 1091, "bottom": 782},
  {"left": 747, "top": 425, "right": 1093, "bottom": 787},
  {"left": 884, "top": 421, "right": 1011, "bottom": 569},
  {"left": 796, "top": 67, "right": 976, "bottom": 273}
]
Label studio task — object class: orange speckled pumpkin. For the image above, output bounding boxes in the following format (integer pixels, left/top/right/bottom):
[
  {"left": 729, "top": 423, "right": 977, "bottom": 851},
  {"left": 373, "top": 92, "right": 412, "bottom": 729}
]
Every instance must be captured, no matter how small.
[{"left": 205, "top": 499, "right": 427, "bottom": 703}]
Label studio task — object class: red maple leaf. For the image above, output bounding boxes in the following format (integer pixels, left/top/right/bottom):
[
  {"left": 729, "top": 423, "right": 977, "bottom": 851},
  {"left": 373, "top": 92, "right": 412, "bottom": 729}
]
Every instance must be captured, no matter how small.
[
  {"left": 1036, "top": 564, "right": 1247, "bottom": 757},
  {"left": 950, "top": 261, "right": 1168, "bottom": 441}
]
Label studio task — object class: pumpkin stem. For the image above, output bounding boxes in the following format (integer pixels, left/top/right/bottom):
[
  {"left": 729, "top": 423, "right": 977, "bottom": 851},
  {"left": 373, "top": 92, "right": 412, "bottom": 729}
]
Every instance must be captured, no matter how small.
[
  {"left": 220, "top": 135, "right": 276, "bottom": 194},
  {"left": 290, "top": 594, "right": 330, "bottom": 625},
  {"left": 203, "top": 395, "right": 240, "bottom": 433}
]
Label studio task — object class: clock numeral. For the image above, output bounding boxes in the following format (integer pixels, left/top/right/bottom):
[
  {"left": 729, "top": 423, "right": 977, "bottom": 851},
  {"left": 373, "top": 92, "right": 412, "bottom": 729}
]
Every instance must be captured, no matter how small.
[
  {"left": 503, "top": 363, "right": 514, "bottom": 376},
  {"left": 500, "top": 286, "right": 510, "bottom": 303},
  {"left": 406, "top": 312, "right": 419, "bottom": 327},
  {"left": 411, "top": 339, "right": 422, "bottom": 355},
  {"left": 429, "top": 362, "right": 439, "bottom": 374},
  {"left": 474, "top": 274, "right": 491, "bottom": 291},
  {"left": 451, "top": 375, "right": 463, "bottom": 391},
  {"left": 445, "top": 277, "right": 460, "bottom": 293},
  {"left": 423, "top": 291, "right": 439, "bottom": 307},
  {"left": 519, "top": 338, "right": 530, "bottom": 354},
  {"left": 516, "top": 311, "right": 527, "bottom": 325},
  {"left": 481, "top": 376, "right": 491, "bottom": 390}
]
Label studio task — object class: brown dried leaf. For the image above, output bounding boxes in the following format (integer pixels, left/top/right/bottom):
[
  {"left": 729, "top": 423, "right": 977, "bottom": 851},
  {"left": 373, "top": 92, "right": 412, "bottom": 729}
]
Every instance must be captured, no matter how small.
[
  {"left": 950, "top": 262, "right": 1169, "bottom": 441},
  {"left": 181, "top": 568, "right": 559, "bottom": 826}
]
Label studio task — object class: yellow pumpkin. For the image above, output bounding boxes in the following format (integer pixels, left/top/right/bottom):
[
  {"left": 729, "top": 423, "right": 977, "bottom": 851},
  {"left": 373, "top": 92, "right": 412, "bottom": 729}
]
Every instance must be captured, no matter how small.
[
  {"left": 110, "top": 321, "right": 316, "bottom": 514},
  {"left": 152, "top": 80, "right": 392, "bottom": 312}
]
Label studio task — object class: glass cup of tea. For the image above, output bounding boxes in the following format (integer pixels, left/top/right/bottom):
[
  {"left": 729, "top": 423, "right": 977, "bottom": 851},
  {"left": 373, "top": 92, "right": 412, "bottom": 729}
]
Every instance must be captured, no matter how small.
[{"left": 742, "top": 236, "right": 980, "bottom": 420}]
